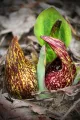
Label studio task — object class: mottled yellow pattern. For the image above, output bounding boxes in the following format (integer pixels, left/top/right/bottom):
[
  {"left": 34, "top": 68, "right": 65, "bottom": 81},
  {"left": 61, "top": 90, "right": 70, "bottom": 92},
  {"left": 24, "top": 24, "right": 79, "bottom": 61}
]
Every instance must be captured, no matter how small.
[{"left": 5, "top": 37, "right": 38, "bottom": 99}]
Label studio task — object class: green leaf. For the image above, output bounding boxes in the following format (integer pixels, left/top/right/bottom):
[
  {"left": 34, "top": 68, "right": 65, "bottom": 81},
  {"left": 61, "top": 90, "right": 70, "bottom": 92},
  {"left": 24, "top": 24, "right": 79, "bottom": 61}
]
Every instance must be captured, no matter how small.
[
  {"left": 73, "top": 65, "right": 80, "bottom": 85},
  {"left": 34, "top": 7, "right": 72, "bottom": 63},
  {"left": 37, "top": 46, "right": 50, "bottom": 98}
]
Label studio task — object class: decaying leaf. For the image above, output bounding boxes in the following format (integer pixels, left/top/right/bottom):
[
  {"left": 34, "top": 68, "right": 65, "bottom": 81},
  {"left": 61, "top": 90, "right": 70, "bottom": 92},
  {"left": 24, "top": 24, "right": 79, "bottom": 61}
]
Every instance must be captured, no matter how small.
[{"left": 0, "top": 8, "right": 36, "bottom": 38}]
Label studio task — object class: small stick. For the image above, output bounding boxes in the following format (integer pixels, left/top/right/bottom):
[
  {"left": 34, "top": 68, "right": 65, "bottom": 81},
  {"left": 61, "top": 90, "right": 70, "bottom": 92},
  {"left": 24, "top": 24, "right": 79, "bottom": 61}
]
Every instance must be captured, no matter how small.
[{"left": 61, "top": 98, "right": 80, "bottom": 120}]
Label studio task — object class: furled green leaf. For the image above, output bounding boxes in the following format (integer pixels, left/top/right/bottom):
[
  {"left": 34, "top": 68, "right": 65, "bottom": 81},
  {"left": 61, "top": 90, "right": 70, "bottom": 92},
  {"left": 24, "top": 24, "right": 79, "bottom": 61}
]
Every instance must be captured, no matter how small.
[
  {"left": 37, "top": 46, "right": 50, "bottom": 98},
  {"left": 37, "top": 45, "right": 46, "bottom": 91},
  {"left": 34, "top": 7, "right": 72, "bottom": 63}
]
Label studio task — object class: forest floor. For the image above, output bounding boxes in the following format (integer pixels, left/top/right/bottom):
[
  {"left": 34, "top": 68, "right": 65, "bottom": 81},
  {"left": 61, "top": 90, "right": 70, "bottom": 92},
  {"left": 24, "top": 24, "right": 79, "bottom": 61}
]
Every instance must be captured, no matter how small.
[{"left": 0, "top": 0, "right": 80, "bottom": 120}]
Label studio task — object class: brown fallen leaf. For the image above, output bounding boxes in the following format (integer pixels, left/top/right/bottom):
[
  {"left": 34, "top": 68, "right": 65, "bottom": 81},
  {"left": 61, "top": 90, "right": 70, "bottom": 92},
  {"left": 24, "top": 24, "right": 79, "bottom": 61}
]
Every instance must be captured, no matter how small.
[{"left": 0, "top": 93, "right": 59, "bottom": 120}]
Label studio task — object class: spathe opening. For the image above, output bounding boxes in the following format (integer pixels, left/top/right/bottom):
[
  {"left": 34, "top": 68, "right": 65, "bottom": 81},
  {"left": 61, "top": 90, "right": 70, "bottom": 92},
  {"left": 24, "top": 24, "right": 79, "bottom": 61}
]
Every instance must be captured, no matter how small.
[{"left": 46, "top": 57, "right": 62, "bottom": 74}]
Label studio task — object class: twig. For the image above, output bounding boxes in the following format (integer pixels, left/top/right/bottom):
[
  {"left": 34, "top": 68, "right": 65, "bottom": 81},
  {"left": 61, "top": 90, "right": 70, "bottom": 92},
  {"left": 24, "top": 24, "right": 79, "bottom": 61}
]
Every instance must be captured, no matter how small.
[{"left": 61, "top": 98, "right": 80, "bottom": 120}]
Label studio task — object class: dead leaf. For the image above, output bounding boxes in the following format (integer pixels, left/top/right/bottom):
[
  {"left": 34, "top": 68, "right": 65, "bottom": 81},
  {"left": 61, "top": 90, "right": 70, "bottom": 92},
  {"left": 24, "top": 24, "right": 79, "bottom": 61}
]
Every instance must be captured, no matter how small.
[{"left": 0, "top": 7, "right": 36, "bottom": 38}]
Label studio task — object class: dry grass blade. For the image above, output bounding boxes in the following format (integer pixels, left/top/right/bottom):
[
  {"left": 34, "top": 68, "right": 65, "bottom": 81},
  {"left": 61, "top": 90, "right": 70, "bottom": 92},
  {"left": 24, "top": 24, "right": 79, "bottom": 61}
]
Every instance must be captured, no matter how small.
[{"left": 0, "top": 55, "right": 6, "bottom": 65}]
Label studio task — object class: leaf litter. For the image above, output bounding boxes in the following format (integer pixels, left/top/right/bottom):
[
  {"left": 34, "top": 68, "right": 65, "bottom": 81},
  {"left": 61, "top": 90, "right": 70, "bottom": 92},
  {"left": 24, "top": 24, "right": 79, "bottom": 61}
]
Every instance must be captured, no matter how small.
[{"left": 0, "top": 0, "right": 80, "bottom": 120}]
